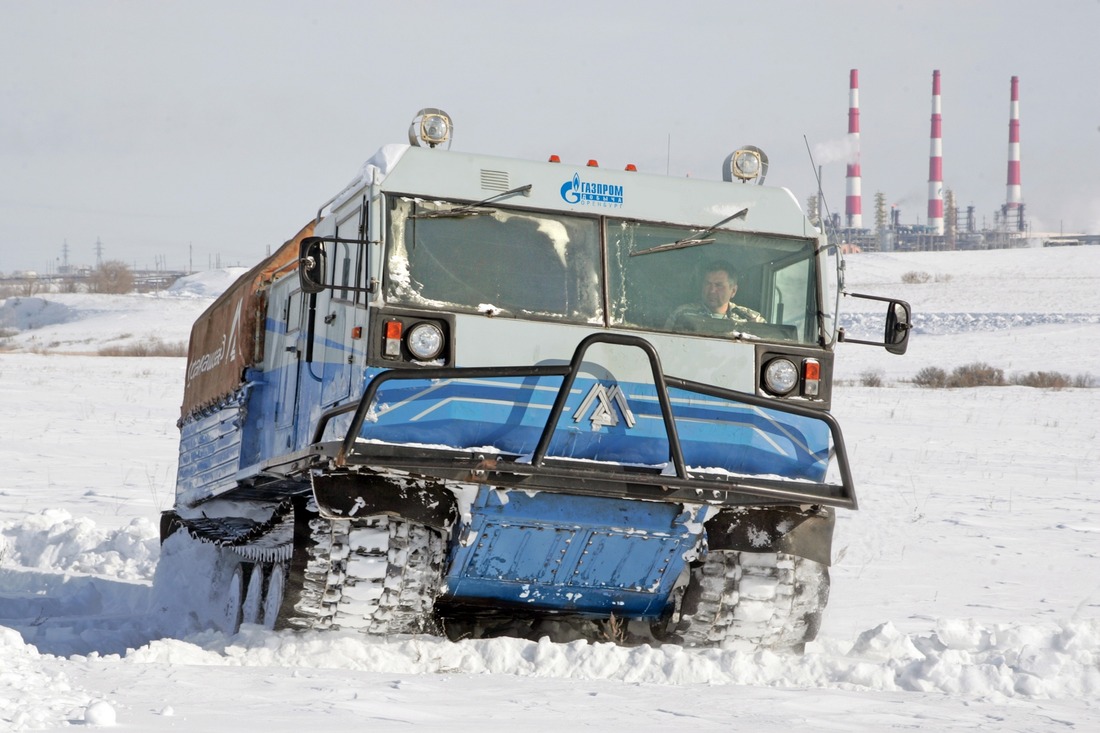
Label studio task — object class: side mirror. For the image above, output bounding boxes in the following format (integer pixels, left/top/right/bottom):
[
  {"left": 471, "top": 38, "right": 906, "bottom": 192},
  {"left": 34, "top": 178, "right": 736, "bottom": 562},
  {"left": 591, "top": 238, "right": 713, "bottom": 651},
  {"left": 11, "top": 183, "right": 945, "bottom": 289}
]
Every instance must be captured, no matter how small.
[
  {"left": 299, "top": 237, "right": 327, "bottom": 294},
  {"left": 883, "top": 300, "right": 912, "bottom": 355},
  {"left": 839, "top": 293, "right": 912, "bottom": 355}
]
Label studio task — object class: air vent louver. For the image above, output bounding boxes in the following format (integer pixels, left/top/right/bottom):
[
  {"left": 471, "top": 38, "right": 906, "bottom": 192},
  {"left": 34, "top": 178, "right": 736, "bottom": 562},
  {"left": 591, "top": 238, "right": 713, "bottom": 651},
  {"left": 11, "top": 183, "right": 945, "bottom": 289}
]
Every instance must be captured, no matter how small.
[{"left": 480, "top": 169, "right": 509, "bottom": 192}]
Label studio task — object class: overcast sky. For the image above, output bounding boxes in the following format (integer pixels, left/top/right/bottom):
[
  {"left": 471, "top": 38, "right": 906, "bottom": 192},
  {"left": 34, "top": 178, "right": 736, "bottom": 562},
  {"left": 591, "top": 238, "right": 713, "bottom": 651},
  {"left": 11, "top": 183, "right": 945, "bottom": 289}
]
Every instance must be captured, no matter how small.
[{"left": 2, "top": 0, "right": 1098, "bottom": 275}]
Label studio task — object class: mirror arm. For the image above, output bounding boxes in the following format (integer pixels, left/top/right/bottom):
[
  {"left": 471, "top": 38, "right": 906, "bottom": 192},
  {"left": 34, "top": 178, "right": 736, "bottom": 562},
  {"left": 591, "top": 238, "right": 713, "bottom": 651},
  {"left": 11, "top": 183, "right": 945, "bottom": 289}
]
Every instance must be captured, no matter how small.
[
  {"left": 298, "top": 235, "right": 376, "bottom": 295},
  {"left": 844, "top": 291, "right": 898, "bottom": 305},
  {"left": 839, "top": 292, "right": 913, "bottom": 355}
]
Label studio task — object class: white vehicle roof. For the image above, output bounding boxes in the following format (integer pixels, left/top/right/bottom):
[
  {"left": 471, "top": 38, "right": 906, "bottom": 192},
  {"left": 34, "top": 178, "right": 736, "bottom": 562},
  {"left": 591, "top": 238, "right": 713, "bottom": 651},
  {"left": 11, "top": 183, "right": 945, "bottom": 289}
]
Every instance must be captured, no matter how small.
[{"left": 332, "top": 145, "right": 818, "bottom": 240}]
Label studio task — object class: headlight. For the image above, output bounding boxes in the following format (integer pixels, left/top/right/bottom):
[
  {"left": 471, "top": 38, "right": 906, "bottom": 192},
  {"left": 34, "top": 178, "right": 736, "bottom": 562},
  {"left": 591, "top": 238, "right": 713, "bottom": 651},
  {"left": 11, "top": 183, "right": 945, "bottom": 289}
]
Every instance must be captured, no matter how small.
[
  {"left": 406, "top": 322, "right": 445, "bottom": 360},
  {"left": 763, "top": 358, "right": 799, "bottom": 395},
  {"left": 408, "top": 108, "right": 453, "bottom": 148},
  {"left": 723, "top": 145, "right": 769, "bottom": 185},
  {"left": 422, "top": 114, "right": 450, "bottom": 144},
  {"left": 734, "top": 150, "right": 760, "bottom": 178}
]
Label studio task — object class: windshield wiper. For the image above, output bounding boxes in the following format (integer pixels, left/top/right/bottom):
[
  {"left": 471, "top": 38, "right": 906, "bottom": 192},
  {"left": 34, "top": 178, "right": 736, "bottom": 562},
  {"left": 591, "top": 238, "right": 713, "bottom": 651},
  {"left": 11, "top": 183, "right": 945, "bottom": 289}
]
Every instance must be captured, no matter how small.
[
  {"left": 629, "top": 207, "right": 749, "bottom": 257},
  {"left": 411, "top": 184, "right": 533, "bottom": 219}
]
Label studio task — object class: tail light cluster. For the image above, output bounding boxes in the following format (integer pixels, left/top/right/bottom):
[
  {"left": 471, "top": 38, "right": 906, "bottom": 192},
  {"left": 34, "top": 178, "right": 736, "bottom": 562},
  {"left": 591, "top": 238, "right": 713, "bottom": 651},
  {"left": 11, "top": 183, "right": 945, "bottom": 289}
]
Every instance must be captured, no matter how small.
[{"left": 762, "top": 355, "right": 822, "bottom": 398}]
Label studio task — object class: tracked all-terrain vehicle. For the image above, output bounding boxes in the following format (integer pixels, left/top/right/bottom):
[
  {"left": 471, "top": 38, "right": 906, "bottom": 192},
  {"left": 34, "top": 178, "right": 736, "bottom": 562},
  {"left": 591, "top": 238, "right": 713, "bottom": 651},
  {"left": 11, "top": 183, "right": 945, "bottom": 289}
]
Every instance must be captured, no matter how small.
[{"left": 162, "top": 109, "right": 910, "bottom": 650}]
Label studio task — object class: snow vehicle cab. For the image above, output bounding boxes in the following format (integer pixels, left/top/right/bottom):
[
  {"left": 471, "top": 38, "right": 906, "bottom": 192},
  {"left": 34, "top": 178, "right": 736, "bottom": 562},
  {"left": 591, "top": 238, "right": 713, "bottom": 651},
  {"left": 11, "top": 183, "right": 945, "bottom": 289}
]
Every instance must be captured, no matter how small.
[{"left": 163, "top": 108, "right": 911, "bottom": 649}]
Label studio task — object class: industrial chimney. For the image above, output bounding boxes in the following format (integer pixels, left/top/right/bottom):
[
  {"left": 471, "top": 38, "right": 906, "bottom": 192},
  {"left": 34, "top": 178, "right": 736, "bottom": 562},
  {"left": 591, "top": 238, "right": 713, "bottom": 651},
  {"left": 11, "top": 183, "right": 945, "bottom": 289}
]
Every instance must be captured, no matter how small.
[
  {"left": 927, "top": 70, "right": 944, "bottom": 236},
  {"left": 845, "top": 69, "right": 862, "bottom": 229},
  {"left": 1006, "top": 76, "right": 1022, "bottom": 212}
]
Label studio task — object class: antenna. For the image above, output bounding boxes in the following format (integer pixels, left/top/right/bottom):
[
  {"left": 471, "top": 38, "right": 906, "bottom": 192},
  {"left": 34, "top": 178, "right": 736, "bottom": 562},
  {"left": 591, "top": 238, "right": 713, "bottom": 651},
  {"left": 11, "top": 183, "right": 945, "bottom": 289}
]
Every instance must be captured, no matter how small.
[{"left": 804, "top": 135, "right": 839, "bottom": 247}]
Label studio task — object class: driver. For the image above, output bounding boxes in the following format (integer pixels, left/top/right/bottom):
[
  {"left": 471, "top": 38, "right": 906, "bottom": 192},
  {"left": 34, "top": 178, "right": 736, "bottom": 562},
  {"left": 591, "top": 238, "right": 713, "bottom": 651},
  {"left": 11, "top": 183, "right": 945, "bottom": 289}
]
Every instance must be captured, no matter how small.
[{"left": 667, "top": 261, "right": 765, "bottom": 330}]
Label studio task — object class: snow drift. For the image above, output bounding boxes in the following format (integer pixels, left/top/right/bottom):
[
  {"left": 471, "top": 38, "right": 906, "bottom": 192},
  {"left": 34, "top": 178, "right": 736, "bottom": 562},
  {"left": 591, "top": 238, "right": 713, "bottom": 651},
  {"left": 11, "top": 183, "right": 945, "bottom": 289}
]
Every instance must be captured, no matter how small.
[{"left": 2, "top": 247, "right": 1099, "bottom": 730}]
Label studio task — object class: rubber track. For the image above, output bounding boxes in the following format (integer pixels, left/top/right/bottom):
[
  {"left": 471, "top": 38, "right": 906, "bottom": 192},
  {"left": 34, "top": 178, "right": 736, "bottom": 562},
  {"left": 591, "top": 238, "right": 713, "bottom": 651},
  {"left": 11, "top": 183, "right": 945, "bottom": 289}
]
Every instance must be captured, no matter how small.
[
  {"left": 676, "top": 550, "right": 829, "bottom": 651},
  {"left": 171, "top": 501, "right": 294, "bottom": 564},
  {"left": 288, "top": 515, "right": 446, "bottom": 635}
]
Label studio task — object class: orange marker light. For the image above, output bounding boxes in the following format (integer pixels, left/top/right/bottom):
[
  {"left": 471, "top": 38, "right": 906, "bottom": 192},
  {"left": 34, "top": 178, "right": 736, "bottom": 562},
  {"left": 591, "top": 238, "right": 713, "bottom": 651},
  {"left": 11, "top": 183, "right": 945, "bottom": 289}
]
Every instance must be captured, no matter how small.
[
  {"left": 803, "top": 358, "right": 821, "bottom": 396},
  {"left": 383, "top": 320, "right": 403, "bottom": 358}
]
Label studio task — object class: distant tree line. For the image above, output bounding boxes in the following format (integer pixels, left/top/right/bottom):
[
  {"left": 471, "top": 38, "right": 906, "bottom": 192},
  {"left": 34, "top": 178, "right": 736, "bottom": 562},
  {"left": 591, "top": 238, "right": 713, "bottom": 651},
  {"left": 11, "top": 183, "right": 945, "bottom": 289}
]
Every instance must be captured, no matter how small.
[
  {"left": 1, "top": 261, "right": 137, "bottom": 297},
  {"left": 86, "top": 260, "right": 134, "bottom": 294}
]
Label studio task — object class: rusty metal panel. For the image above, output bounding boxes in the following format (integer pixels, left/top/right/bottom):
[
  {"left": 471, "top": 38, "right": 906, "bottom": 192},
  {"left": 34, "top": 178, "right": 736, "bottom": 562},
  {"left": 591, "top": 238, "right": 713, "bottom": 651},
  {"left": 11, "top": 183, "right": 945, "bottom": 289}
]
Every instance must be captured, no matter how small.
[{"left": 180, "top": 221, "right": 314, "bottom": 418}]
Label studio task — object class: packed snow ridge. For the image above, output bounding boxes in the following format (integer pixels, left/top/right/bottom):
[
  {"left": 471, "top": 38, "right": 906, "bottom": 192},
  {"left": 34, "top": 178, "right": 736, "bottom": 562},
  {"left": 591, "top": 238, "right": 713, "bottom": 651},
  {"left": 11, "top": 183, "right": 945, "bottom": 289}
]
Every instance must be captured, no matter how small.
[
  {"left": 842, "top": 310, "right": 1099, "bottom": 338},
  {"left": 2, "top": 509, "right": 1099, "bottom": 701}
]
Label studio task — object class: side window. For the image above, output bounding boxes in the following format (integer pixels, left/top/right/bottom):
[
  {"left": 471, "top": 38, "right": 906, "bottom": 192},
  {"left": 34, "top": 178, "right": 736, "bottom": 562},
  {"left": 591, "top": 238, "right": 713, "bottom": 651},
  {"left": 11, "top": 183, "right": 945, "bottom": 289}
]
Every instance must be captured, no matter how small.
[
  {"left": 820, "top": 244, "right": 841, "bottom": 344},
  {"left": 284, "top": 290, "right": 302, "bottom": 334},
  {"left": 770, "top": 257, "right": 813, "bottom": 340},
  {"left": 335, "top": 242, "right": 352, "bottom": 301}
]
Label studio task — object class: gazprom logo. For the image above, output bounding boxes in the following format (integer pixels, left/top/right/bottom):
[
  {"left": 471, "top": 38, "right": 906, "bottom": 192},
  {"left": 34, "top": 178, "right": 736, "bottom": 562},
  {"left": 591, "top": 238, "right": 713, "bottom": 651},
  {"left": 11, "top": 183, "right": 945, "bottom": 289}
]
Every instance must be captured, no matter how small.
[{"left": 560, "top": 173, "right": 624, "bottom": 207}]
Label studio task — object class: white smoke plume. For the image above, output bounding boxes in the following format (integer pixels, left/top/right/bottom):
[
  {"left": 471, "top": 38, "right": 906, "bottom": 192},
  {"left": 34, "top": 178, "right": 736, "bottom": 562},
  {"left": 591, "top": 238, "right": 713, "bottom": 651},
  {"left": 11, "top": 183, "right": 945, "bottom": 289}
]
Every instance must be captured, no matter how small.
[{"left": 812, "top": 136, "right": 860, "bottom": 166}]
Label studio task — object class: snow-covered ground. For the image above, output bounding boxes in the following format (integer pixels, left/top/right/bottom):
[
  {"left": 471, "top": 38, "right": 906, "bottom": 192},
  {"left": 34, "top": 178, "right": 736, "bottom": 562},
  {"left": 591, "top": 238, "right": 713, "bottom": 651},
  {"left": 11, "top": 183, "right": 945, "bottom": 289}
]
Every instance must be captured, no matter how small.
[{"left": 1, "top": 246, "right": 1098, "bottom": 730}]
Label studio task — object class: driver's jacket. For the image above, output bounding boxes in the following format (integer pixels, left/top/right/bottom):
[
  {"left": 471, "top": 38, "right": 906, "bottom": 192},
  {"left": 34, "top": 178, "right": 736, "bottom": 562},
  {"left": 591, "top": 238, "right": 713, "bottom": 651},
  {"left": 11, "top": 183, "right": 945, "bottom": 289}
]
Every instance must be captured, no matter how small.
[{"left": 666, "top": 301, "right": 766, "bottom": 330}]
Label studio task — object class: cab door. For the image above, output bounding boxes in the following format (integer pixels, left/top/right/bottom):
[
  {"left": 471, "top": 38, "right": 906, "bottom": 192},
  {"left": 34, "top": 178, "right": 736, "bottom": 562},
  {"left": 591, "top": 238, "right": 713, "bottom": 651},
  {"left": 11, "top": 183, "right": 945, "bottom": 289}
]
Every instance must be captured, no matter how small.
[
  {"left": 271, "top": 282, "right": 304, "bottom": 452},
  {"left": 275, "top": 288, "right": 303, "bottom": 428},
  {"left": 319, "top": 207, "right": 368, "bottom": 406}
]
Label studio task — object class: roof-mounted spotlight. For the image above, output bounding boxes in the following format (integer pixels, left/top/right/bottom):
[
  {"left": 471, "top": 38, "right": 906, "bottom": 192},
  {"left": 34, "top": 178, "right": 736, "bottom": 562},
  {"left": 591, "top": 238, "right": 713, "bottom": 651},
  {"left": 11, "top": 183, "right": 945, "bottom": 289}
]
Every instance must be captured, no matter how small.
[
  {"left": 723, "top": 145, "right": 769, "bottom": 185},
  {"left": 409, "top": 108, "right": 453, "bottom": 149}
]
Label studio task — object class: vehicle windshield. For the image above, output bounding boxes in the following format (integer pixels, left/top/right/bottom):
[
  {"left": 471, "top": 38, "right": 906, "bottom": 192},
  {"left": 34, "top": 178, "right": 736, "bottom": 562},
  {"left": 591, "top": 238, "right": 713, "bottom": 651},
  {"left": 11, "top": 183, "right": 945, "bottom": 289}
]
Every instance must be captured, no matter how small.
[
  {"left": 384, "top": 198, "right": 820, "bottom": 345},
  {"left": 385, "top": 197, "right": 603, "bottom": 323},
  {"left": 607, "top": 219, "right": 820, "bottom": 344}
]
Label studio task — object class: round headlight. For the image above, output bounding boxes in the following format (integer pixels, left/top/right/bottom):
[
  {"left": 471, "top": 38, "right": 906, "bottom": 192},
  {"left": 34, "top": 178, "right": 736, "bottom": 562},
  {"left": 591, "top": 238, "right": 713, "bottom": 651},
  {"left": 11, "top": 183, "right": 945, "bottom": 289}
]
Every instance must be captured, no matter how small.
[
  {"left": 408, "top": 108, "right": 453, "bottom": 148},
  {"left": 406, "top": 322, "right": 445, "bottom": 360},
  {"left": 734, "top": 150, "right": 761, "bottom": 178},
  {"left": 421, "top": 114, "right": 450, "bottom": 145},
  {"left": 723, "top": 145, "right": 769, "bottom": 185},
  {"left": 763, "top": 358, "right": 799, "bottom": 395}
]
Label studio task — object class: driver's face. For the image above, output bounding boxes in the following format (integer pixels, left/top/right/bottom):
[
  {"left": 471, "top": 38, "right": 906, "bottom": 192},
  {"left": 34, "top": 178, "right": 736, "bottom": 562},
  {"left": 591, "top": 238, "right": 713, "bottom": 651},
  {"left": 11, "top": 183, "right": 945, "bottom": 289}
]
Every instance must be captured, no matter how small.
[{"left": 701, "top": 271, "right": 736, "bottom": 313}]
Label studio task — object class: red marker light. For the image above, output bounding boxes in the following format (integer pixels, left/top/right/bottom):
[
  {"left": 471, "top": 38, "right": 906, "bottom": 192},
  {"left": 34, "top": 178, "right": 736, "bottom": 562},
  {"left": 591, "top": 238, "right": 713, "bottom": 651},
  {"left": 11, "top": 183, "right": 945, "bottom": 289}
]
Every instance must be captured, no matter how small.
[
  {"left": 803, "top": 358, "right": 821, "bottom": 396},
  {"left": 587, "top": 159, "right": 599, "bottom": 167},
  {"left": 548, "top": 154, "right": 561, "bottom": 163},
  {"left": 625, "top": 163, "right": 637, "bottom": 171},
  {"left": 383, "top": 320, "right": 403, "bottom": 358}
]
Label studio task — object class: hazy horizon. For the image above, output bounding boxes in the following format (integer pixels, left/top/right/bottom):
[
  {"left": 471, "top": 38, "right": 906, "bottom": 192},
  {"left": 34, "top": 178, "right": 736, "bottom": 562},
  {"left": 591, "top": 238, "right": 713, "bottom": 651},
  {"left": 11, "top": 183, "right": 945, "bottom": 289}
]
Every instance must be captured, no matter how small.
[{"left": 3, "top": 0, "right": 1098, "bottom": 275}]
